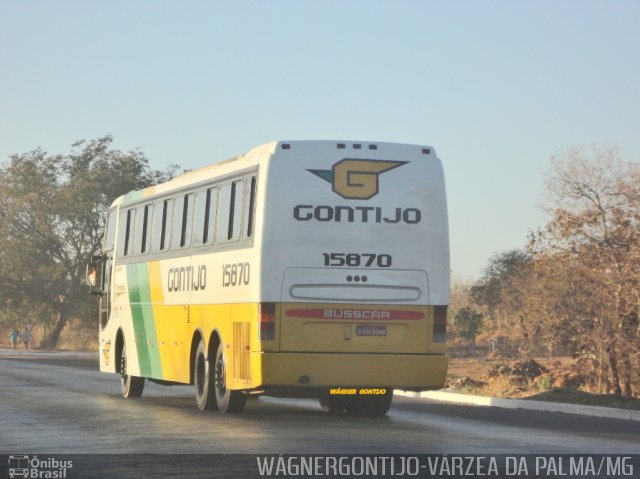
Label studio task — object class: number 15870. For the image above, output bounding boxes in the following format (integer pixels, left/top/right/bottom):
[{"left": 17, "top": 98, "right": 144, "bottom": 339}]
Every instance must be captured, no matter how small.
[
  {"left": 222, "top": 262, "right": 250, "bottom": 287},
  {"left": 322, "top": 253, "right": 392, "bottom": 268}
]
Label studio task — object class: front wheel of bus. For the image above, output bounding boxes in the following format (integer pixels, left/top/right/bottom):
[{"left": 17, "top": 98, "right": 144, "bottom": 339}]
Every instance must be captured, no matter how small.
[
  {"left": 194, "top": 340, "right": 217, "bottom": 411},
  {"left": 120, "top": 342, "right": 144, "bottom": 399},
  {"left": 213, "top": 342, "right": 247, "bottom": 414}
]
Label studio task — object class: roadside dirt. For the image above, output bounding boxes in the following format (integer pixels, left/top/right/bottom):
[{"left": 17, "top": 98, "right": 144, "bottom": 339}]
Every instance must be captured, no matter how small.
[{"left": 447, "top": 356, "right": 640, "bottom": 411}]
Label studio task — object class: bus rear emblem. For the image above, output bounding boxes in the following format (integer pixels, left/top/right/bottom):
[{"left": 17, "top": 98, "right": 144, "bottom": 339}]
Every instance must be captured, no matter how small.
[{"left": 308, "top": 159, "right": 407, "bottom": 200}]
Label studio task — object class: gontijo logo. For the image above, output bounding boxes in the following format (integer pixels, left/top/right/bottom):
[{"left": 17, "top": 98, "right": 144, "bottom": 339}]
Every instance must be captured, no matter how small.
[{"left": 308, "top": 159, "right": 407, "bottom": 200}]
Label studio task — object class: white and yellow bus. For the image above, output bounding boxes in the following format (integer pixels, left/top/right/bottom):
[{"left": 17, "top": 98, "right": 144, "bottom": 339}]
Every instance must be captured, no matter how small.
[{"left": 88, "top": 140, "right": 449, "bottom": 415}]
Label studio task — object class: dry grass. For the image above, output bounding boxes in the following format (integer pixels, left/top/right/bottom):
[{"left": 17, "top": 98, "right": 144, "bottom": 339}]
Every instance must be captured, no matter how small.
[
  {"left": 56, "top": 321, "right": 98, "bottom": 351},
  {"left": 3, "top": 320, "right": 98, "bottom": 351},
  {"left": 447, "top": 356, "right": 640, "bottom": 411}
]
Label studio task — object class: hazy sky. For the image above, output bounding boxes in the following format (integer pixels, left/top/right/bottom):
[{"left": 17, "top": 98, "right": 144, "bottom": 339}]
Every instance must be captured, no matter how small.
[{"left": 1, "top": 1, "right": 638, "bottom": 279}]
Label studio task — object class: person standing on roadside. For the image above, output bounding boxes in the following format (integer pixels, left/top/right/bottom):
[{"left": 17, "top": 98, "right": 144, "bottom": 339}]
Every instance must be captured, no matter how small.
[
  {"left": 9, "top": 328, "right": 19, "bottom": 349},
  {"left": 21, "top": 327, "right": 31, "bottom": 350}
]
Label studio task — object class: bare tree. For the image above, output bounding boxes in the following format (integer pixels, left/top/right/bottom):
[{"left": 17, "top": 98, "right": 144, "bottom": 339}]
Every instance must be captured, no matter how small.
[{"left": 530, "top": 146, "right": 640, "bottom": 396}]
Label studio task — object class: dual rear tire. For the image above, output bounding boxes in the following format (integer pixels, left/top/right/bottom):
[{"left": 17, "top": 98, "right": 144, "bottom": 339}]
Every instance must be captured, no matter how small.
[
  {"left": 121, "top": 336, "right": 387, "bottom": 416},
  {"left": 194, "top": 339, "right": 247, "bottom": 414},
  {"left": 118, "top": 335, "right": 246, "bottom": 413}
]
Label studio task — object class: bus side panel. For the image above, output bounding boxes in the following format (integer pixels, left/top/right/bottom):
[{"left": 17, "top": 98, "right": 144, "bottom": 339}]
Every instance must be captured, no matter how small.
[
  {"left": 126, "top": 262, "right": 164, "bottom": 379},
  {"left": 108, "top": 257, "right": 264, "bottom": 386},
  {"left": 98, "top": 263, "right": 144, "bottom": 377},
  {"left": 149, "top": 260, "right": 189, "bottom": 383}
]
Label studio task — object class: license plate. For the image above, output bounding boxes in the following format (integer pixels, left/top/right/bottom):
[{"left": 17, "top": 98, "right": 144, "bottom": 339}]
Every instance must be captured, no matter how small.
[{"left": 356, "top": 325, "right": 387, "bottom": 337}]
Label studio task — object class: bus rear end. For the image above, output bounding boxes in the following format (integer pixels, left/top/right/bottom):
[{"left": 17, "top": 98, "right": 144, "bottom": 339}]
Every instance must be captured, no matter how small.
[{"left": 257, "top": 140, "right": 449, "bottom": 414}]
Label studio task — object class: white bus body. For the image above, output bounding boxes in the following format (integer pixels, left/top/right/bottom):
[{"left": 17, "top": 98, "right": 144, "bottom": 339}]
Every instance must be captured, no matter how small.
[{"left": 91, "top": 140, "right": 449, "bottom": 414}]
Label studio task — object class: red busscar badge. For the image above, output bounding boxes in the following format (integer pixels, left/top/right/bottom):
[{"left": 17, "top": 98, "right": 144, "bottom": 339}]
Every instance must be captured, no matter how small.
[{"left": 285, "top": 309, "right": 424, "bottom": 320}]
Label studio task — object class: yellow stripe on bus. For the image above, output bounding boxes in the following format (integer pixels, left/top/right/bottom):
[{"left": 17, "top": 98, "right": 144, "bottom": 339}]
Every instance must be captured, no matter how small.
[{"left": 149, "top": 261, "right": 184, "bottom": 382}]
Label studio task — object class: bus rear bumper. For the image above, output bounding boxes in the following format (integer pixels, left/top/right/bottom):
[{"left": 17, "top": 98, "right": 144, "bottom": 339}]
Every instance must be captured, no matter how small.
[{"left": 259, "top": 352, "right": 448, "bottom": 390}]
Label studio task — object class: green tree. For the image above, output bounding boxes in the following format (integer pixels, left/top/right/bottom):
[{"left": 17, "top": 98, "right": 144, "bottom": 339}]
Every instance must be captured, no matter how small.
[
  {"left": 0, "top": 135, "right": 180, "bottom": 349},
  {"left": 453, "top": 307, "right": 484, "bottom": 350},
  {"left": 470, "top": 249, "right": 535, "bottom": 355},
  {"left": 471, "top": 250, "right": 531, "bottom": 320}
]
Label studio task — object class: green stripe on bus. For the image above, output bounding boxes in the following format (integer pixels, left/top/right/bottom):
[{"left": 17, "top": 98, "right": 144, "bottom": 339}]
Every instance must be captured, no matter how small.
[
  {"left": 127, "top": 264, "right": 151, "bottom": 376},
  {"left": 123, "top": 190, "right": 144, "bottom": 205},
  {"left": 135, "top": 263, "right": 163, "bottom": 378},
  {"left": 127, "top": 263, "right": 162, "bottom": 378}
]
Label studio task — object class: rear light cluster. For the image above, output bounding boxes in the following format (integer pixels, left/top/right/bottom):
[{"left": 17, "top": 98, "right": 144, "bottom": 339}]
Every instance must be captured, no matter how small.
[
  {"left": 259, "top": 302, "right": 276, "bottom": 341},
  {"left": 433, "top": 305, "right": 447, "bottom": 343}
]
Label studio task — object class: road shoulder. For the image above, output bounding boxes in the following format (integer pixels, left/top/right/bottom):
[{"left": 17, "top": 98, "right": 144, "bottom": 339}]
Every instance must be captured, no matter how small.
[{"left": 396, "top": 389, "right": 640, "bottom": 422}]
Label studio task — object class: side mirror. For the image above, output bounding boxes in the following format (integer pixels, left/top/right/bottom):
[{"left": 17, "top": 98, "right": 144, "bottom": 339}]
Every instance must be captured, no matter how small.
[{"left": 86, "top": 257, "right": 104, "bottom": 296}]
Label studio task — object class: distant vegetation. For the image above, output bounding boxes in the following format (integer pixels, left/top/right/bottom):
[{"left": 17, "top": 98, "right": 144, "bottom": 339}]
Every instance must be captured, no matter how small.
[
  {"left": 0, "top": 136, "right": 180, "bottom": 349},
  {"left": 450, "top": 146, "right": 640, "bottom": 398}
]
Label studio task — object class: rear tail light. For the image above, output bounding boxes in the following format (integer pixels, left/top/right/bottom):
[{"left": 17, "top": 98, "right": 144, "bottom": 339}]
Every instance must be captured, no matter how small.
[
  {"left": 259, "top": 302, "right": 276, "bottom": 341},
  {"left": 433, "top": 305, "right": 447, "bottom": 343}
]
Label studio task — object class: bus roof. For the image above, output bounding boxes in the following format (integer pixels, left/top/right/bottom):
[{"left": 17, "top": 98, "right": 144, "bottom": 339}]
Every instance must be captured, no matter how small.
[{"left": 111, "top": 140, "right": 437, "bottom": 208}]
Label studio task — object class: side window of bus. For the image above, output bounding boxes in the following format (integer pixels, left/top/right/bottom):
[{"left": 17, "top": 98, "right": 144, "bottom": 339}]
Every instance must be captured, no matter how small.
[
  {"left": 103, "top": 208, "right": 117, "bottom": 250},
  {"left": 134, "top": 204, "right": 152, "bottom": 255},
  {"left": 151, "top": 198, "right": 173, "bottom": 252},
  {"left": 193, "top": 187, "right": 218, "bottom": 246},
  {"left": 117, "top": 208, "right": 136, "bottom": 257},
  {"left": 242, "top": 175, "right": 257, "bottom": 240},
  {"left": 204, "top": 186, "right": 218, "bottom": 244},
  {"left": 217, "top": 180, "right": 243, "bottom": 243},
  {"left": 172, "top": 193, "right": 194, "bottom": 250}
]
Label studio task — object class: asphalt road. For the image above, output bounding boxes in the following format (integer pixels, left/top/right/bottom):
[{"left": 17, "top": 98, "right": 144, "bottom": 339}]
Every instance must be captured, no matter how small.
[{"left": 1, "top": 350, "right": 638, "bottom": 458}]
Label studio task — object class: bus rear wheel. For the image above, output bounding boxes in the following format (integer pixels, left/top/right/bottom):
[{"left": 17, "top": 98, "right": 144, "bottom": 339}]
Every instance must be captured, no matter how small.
[
  {"left": 345, "top": 390, "right": 393, "bottom": 416},
  {"left": 120, "top": 341, "right": 144, "bottom": 399},
  {"left": 213, "top": 342, "right": 247, "bottom": 414},
  {"left": 320, "top": 397, "right": 348, "bottom": 413},
  {"left": 194, "top": 339, "right": 217, "bottom": 411}
]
